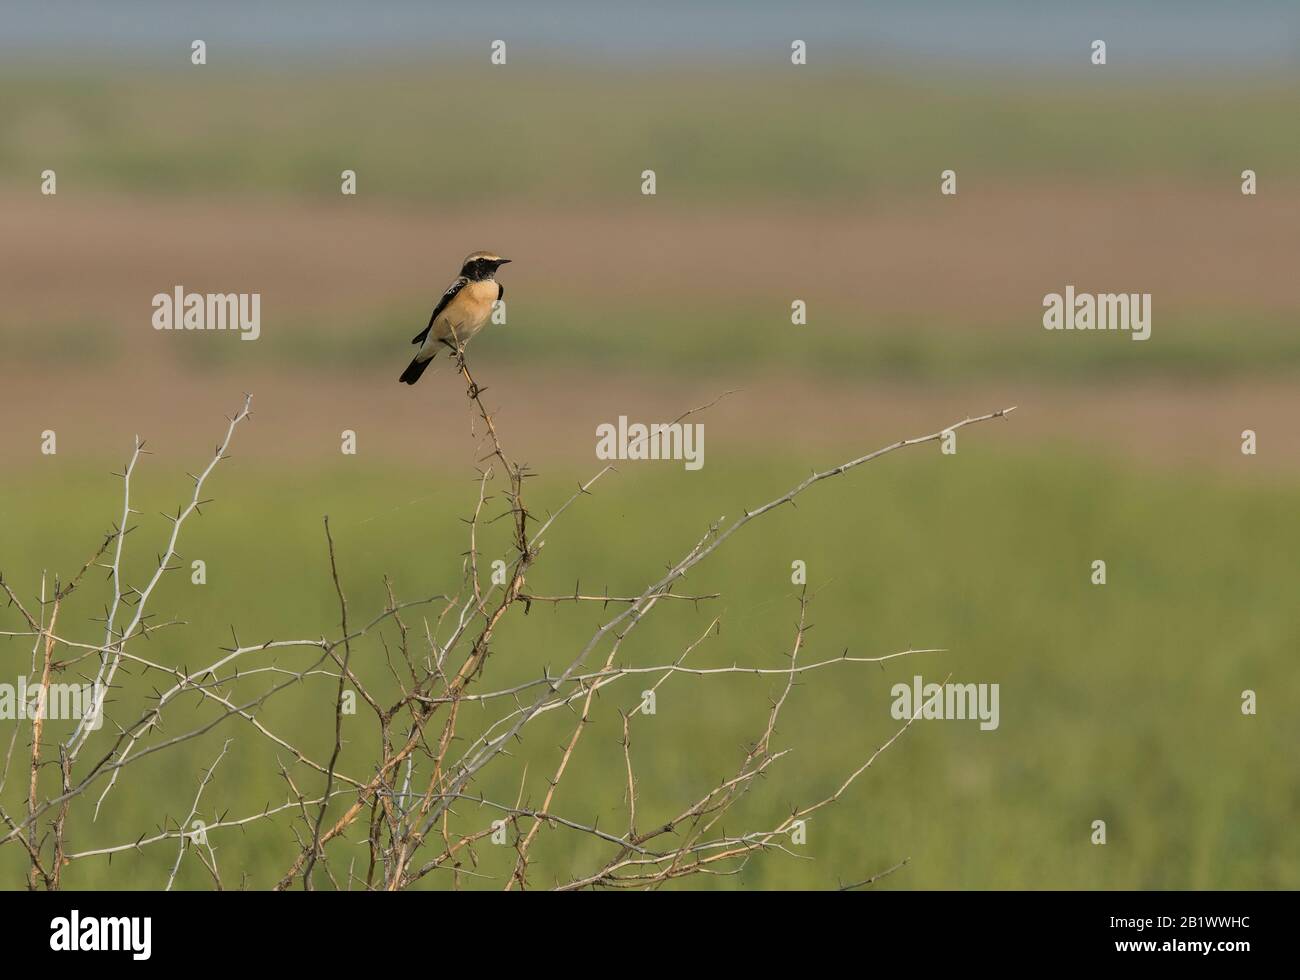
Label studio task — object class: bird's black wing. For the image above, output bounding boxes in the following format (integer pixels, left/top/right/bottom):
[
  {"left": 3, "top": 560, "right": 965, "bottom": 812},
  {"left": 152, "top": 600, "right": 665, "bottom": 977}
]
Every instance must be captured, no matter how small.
[
  {"left": 497, "top": 283, "right": 505, "bottom": 301},
  {"left": 411, "top": 277, "right": 469, "bottom": 345}
]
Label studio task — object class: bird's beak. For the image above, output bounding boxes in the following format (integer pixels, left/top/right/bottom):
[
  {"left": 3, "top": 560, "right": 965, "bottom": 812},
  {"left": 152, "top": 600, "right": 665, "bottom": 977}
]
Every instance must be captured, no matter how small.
[{"left": 496, "top": 258, "right": 511, "bottom": 265}]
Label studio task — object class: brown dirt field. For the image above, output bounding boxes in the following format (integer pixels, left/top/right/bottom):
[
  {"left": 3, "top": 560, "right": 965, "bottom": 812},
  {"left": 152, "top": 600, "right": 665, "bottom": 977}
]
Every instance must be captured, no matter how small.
[
  {"left": 2, "top": 180, "right": 1297, "bottom": 337},
  {"left": 1, "top": 365, "right": 1296, "bottom": 476}
]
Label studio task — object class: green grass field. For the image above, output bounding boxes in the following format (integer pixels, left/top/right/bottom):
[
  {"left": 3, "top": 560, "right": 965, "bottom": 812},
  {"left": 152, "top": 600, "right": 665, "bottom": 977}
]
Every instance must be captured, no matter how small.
[
  {"left": 17, "top": 301, "right": 1300, "bottom": 385},
  {"left": 2, "top": 444, "right": 1295, "bottom": 889},
  {"left": 267, "top": 304, "right": 1300, "bottom": 383},
  {"left": 2, "top": 63, "right": 1298, "bottom": 203}
]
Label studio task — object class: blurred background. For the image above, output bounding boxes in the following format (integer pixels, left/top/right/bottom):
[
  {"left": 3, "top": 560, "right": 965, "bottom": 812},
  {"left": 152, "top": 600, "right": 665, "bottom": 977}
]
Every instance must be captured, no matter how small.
[{"left": 1, "top": 0, "right": 1297, "bottom": 889}]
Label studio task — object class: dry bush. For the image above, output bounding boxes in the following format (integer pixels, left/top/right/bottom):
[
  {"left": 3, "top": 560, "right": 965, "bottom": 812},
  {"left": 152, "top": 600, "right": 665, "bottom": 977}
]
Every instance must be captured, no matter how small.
[{"left": 0, "top": 355, "right": 1013, "bottom": 890}]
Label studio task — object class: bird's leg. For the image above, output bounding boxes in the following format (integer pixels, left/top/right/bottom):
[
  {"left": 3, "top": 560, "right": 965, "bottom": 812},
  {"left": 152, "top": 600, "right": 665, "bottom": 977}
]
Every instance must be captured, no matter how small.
[
  {"left": 456, "top": 350, "right": 480, "bottom": 399},
  {"left": 442, "top": 327, "right": 479, "bottom": 397},
  {"left": 440, "top": 339, "right": 479, "bottom": 394}
]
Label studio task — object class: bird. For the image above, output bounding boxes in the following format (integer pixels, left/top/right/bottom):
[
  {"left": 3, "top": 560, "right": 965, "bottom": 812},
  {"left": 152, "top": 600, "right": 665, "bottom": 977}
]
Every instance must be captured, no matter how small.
[{"left": 399, "top": 250, "right": 511, "bottom": 385}]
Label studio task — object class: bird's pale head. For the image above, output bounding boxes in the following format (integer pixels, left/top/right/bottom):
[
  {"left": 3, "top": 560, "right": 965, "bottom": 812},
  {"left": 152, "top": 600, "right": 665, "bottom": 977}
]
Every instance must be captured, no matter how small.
[{"left": 460, "top": 251, "right": 511, "bottom": 281}]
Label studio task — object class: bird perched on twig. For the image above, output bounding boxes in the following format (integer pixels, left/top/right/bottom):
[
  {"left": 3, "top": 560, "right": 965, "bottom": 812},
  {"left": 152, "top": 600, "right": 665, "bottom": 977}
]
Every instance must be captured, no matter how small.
[{"left": 399, "top": 250, "right": 511, "bottom": 385}]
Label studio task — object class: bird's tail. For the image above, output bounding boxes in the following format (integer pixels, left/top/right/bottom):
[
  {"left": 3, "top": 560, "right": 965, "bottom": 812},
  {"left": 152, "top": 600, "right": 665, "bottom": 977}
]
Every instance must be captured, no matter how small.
[{"left": 399, "top": 354, "right": 434, "bottom": 385}]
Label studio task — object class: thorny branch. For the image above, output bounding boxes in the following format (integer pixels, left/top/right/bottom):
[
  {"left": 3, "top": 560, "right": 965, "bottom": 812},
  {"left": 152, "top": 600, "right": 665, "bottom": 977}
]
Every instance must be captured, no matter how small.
[{"left": 0, "top": 361, "right": 1015, "bottom": 890}]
